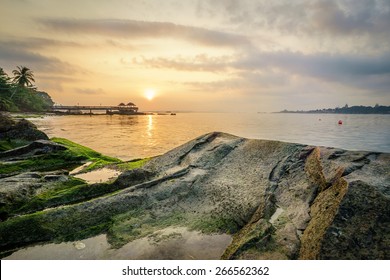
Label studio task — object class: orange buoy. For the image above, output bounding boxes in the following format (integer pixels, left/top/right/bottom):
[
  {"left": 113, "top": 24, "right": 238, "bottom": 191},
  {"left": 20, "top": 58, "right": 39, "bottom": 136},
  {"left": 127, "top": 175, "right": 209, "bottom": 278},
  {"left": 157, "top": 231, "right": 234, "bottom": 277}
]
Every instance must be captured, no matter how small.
[{"left": 338, "top": 120, "right": 343, "bottom": 125}]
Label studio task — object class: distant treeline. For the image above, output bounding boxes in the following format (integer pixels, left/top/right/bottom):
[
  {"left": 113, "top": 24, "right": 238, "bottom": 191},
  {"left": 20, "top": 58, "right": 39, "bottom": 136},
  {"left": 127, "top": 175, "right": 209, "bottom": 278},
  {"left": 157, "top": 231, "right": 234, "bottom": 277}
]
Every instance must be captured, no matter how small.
[
  {"left": 280, "top": 104, "right": 390, "bottom": 114},
  {"left": 0, "top": 66, "right": 54, "bottom": 112}
]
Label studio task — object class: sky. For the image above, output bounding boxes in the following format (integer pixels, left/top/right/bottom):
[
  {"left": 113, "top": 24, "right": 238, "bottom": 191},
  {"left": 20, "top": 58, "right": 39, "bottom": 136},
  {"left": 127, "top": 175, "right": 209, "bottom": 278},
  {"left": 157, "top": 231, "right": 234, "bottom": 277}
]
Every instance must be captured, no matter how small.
[{"left": 1, "top": 0, "right": 390, "bottom": 112}]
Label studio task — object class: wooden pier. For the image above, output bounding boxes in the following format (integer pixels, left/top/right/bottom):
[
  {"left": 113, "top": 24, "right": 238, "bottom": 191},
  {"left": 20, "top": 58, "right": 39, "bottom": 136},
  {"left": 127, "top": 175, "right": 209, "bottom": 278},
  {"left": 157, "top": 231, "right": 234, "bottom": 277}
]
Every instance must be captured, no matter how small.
[
  {"left": 51, "top": 103, "right": 142, "bottom": 115},
  {"left": 50, "top": 103, "right": 176, "bottom": 116}
]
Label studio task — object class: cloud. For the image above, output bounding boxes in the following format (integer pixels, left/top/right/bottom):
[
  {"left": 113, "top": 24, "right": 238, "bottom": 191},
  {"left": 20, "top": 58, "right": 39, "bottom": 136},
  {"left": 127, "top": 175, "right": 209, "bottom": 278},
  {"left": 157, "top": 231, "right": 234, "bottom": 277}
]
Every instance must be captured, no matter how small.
[
  {"left": 74, "top": 87, "right": 105, "bottom": 95},
  {"left": 127, "top": 48, "right": 390, "bottom": 94},
  {"left": 195, "top": 0, "right": 308, "bottom": 32},
  {"left": 1, "top": 37, "right": 141, "bottom": 54},
  {"left": 38, "top": 18, "right": 251, "bottom": 48},
  {"left": 3, "top": 1, "right": 387, "bottom": 109},
  {"left": 0, "top": 37, "right": 81, "bottom": 50},
  {"left": 214, "top": 0, "right": 390, "bottom": 36},
  {"left": 309, "top": 0, "right": 390, "bottom": 36},
  {"left": 0, "top": 44, "right": 85, "bottom": 75},
  {"left": 0, "top": 42, "right": 90, "bottom": 95},
  {"left": 235, "top": 51, "right": 390, "bottom": 85},
  {"left": 131, "top": 54, "right": 234, "bottom": 73},
  {"left": 173, "top": 49, "right": 390, "bottom": 104},
  {"left": 105, "top": 39, "right": 138, "bottom": 51},
  {"left": 120, "top": 43, "right": 390, "bottom": 102}
]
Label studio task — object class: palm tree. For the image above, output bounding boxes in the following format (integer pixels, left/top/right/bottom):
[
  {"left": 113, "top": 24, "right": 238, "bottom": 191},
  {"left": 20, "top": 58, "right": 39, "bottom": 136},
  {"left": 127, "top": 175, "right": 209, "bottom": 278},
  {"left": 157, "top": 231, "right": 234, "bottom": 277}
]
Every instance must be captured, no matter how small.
[{"left": 12, "top": 66, "right": 35, "bottom": 88}]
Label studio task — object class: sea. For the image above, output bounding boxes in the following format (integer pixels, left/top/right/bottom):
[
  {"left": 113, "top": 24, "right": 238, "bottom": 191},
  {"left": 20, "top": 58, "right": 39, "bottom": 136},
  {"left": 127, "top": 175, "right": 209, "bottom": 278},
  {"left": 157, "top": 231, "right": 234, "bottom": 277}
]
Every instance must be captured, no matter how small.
[{"left": 29, "top": 112, "right": 390, "bottom": 160}]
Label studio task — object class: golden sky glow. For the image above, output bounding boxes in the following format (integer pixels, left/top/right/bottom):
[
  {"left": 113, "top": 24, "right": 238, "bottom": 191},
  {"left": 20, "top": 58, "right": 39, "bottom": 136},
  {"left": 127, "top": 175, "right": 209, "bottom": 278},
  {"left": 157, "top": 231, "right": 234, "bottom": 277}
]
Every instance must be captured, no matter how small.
[{"left": 1, "top": 0, "right": 389, "bottom": 112}]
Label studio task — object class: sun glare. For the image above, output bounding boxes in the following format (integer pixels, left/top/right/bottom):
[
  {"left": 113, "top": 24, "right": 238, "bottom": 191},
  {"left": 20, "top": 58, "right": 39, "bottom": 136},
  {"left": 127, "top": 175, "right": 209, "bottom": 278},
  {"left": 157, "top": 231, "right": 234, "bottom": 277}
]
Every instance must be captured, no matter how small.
[{"left": 145, "top": 89, "right": 156, "bottom": 101}]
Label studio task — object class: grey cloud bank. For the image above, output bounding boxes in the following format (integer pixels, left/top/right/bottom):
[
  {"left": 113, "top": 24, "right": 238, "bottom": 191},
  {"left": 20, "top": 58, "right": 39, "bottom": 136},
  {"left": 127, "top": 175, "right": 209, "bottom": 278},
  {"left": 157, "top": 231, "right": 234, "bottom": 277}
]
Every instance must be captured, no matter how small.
[{"left": 38, "top": 18, "right": 251, "bottom": 48}]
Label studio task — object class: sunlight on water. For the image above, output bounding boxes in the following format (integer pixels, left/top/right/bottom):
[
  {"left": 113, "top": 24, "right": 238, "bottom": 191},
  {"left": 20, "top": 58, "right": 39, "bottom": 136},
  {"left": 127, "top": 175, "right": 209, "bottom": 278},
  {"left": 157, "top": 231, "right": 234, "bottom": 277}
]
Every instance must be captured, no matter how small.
[
  {"left": 73, "top": 168, "right": 120, "bottom": 184},
  {"left": 147, "top": 114, "right": 153, "bottom": 137},
  {"left": 30, "top": 113, "right": 390, "bottom": 160}
]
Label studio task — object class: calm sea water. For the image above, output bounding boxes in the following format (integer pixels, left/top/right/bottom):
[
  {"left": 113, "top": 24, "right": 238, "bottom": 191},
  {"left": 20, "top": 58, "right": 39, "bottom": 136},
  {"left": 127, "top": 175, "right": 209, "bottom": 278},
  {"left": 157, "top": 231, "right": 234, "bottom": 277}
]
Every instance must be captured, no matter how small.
[{"left": 30, "top": 113, "right": 390, "bottom": 160}]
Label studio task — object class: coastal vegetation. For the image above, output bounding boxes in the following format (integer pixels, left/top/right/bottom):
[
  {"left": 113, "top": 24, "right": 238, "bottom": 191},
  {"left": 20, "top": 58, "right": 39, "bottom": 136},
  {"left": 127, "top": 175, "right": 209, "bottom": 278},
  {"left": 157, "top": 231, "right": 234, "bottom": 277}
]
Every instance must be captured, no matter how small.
[
  {"left": 280, "top": 104, "right": 390, "bottom": 114},
  {"left": 116, "top": 158, "right": 152, "bottom": 171},
  {"left": 0, "top": 138, "right": 120, "bottom": 176},
  {"left": 51, "top": 138, "right": 121, "bottom": 171},
  {"left": 0, "top": 66, "right": 54, "bottom": 112}
]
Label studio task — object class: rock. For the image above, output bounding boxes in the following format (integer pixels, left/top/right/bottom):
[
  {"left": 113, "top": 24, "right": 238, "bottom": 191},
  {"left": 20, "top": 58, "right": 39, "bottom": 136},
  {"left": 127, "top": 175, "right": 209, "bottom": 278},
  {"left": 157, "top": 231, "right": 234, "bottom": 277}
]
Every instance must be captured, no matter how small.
[
  {"left": 0, "top": 113, "right": 48, "bottom": 141},
  {"left": 0, "top": 172, "right": 67, "bottom": 202},
  {"left": 73, "top": 241, "right": 86, "bottom": 250},
  {"left": 114, "top": 168, "right": 155, "bottom": 187},
  {"left": 0, "top": 170, "right": 75, "bottom": 222},
  {"left": 0, "top": 140, "right": 67, "bottom": 160},
  {"left": 0, "top": 132, "right": 388, "bottom": 260},
  {"left": 0, "top": 172, "right": 44, "bottom": 215},
  {"left": 43, "top": 174, "right": 68, "bottom": 182},
  {"left": 0, "top": 113, "right": 15, "bottom": 133},
  {"left": 319, "top": 180, "right": 390, "bottom": 259}
]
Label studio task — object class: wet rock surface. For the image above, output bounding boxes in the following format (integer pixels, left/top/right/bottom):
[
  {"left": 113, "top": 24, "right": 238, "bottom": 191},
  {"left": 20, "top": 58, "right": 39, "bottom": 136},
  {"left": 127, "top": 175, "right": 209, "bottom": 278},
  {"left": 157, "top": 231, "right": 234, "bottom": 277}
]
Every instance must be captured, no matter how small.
[{"left": 0, "top": 131, "right": 389, "bottom": 259}]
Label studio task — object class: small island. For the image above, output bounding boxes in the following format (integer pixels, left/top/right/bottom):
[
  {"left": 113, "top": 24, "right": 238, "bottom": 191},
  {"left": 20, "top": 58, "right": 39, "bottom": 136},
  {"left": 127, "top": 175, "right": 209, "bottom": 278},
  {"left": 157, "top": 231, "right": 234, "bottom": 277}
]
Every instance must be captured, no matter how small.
[{"left": 279, "top": 104, "right": 390, "bottom": 114}]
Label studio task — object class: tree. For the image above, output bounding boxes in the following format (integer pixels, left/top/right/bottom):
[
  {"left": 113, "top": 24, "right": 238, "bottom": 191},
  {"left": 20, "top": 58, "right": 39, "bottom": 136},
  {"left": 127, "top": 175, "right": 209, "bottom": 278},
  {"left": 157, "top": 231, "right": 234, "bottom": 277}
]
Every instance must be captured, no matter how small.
[
  {"left": 0, "top": 68, "right": 12, "bottom": 95},
  {"left": 0, "top": 68, "right": 10, "bottom": 87},
  {"left": 0, "top": 67, "right": 8, "bottom": 79},
  {"left": 12, "top": 66, "right": 35, "bottom": 88},
  {"left": 0, "top": 68, "right": 15, "bottom": 110}
]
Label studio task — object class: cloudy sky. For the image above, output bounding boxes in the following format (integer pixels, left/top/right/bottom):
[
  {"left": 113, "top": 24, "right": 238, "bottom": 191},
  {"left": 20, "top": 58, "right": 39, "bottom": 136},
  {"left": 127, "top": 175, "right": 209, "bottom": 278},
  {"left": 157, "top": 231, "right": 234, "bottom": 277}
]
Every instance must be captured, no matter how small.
[{"left": 1, "top": 0, "right": 389, "bottom": 112}]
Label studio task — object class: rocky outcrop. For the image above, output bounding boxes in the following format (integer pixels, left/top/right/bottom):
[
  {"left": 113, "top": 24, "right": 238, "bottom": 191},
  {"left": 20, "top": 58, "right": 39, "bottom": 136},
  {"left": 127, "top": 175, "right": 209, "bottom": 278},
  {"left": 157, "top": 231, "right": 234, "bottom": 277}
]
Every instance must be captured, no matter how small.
[
  {"left": 0, "top": 132, "right": 388, "bottom": 259},
  {"left": 0, "top": 114, "right": 48, "bottom": 141},
  {"left": 0, "top": 140, "right": 67, "bottom": 160},
  {"left": 0, "top": 171, "right": 69, "bottom": 215},
  {"left": 109, "top": 133, "right": 390, "bottom": 259}
]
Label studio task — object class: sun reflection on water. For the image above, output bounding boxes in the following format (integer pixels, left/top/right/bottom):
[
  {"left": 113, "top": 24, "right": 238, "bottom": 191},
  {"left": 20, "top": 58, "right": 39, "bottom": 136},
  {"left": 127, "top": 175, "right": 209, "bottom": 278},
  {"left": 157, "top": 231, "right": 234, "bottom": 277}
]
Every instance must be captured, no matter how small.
[{"left": 147, "top": 114, "right": 153, "bottom": 137}]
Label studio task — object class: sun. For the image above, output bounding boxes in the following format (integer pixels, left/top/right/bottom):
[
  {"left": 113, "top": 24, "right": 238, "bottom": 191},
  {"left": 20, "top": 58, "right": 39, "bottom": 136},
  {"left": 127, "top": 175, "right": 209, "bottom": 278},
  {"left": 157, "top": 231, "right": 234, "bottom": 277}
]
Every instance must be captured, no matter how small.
[{"left": 145, "top": 89, "right": 156, "bottom": 101}]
